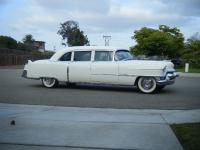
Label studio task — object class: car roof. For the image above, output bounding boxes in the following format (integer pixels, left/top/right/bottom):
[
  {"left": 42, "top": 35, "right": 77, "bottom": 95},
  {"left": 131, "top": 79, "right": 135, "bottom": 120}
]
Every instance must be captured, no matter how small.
[
  {"left": 50, "top": 46, "right": 128, "bottom": 61},
  {"left": 65, "top": 46, "right": 116, "bottom": 51}
]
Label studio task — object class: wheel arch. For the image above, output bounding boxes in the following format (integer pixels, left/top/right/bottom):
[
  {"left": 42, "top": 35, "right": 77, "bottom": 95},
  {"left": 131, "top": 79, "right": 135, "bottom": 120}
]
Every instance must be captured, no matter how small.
[
  {"left": 134, "top": 76, "right": 141, "bottom": 86},
  {"left": 40, "top": 76, "right": 59, "bottom": 81},
  {"left": 134, "top": 76, "right": 158, "bottom": 86}
]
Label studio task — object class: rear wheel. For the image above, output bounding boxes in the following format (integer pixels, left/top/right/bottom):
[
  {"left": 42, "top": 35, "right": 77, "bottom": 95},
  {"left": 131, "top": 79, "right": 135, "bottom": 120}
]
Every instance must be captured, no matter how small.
[
  {"left": 41, "top": 78, "right": 58, "bottom": 88},
  {"left": 137, "top": 77, "right": 157, "bottom": 94}
]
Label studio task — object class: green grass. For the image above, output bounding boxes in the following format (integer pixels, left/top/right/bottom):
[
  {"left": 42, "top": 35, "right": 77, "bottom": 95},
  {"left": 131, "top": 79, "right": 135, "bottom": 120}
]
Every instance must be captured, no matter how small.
[
  {"left": 171, "top": 123, "right": 200, "bottom": 150},
  {"left": 176, "top": 68, "right": 200, "bottom": 73}
]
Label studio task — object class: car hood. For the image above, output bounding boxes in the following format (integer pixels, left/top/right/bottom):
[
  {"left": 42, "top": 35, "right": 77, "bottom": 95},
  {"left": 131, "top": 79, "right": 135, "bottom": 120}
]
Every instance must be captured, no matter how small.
[{"left": 119, "top": 60, "right": 174, "bottom": 70}]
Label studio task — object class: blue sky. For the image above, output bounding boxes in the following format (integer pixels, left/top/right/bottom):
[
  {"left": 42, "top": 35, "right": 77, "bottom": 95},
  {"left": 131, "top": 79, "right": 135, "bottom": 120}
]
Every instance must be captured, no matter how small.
[{"left": 0, "top": 0, "right": 200, "bottom": 51}]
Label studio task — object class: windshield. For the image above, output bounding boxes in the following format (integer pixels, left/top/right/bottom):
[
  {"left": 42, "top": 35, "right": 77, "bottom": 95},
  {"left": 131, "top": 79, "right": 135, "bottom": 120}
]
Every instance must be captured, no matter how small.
[{"left": 115, "top": 50, "right": 134, "bottom": 61}]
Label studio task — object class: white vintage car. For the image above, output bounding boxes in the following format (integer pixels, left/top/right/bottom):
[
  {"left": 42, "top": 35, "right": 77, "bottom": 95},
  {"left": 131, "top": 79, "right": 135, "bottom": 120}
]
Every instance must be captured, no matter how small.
[{"left": 22, "top": 46, "right": 178, "bottom": 93}]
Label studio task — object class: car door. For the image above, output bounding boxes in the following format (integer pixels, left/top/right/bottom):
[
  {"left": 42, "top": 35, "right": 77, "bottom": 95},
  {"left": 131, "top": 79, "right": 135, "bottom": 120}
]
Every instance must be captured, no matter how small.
[
  {"left": 69, "top": 50, "right": 91, "bottom": 83},
  {"left": 49, "top": 51, "right": 71, "bottom": 82},
  {"left": 91, "top": 50, "right": 118, "bottom": 84}
]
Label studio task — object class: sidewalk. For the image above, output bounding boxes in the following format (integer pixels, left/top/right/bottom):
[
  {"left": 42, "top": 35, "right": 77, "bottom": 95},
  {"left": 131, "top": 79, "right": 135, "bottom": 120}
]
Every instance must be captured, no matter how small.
[{"left": 0, "top": 103, "right": 200, "bottom": 150}]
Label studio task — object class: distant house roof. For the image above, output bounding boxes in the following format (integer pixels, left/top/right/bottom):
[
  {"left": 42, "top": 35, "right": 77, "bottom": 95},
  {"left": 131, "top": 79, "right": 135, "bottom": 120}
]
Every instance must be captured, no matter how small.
[{"left": 34, "top": 41, "right": 45, "bottom": 51}]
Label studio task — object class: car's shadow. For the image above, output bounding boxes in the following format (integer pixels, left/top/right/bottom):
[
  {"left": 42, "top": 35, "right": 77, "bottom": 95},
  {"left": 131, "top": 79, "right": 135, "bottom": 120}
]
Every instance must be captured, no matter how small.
[
  {"left": 30, "top": 83, "right": 174, "bottom": 94},
  {"left": 66, "top": 84, "right": 137, "bottom": 92}
]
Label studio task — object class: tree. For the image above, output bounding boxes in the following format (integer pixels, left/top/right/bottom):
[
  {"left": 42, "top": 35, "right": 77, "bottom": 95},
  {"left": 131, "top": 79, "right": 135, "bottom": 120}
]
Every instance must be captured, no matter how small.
[
  {"left": 0, "top": 36, "right": 18, "bottom": 49},
  {"left": 130, "top": 25, "right": 184, "bottom": 58},
  {"left": 182, "top": 33, "right": 200, "bottom": 66},
  {"left": 21, "top": 34, "right": 37, "bottom": 51},
  {"left": 57, "top": 20, "right": 89, "bottom": 46},
  {"left": 22, "top": 34, "right": 35, "bottom": 45}
]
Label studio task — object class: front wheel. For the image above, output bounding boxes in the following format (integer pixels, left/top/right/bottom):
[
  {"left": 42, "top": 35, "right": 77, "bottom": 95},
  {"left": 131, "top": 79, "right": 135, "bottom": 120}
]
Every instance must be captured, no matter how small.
[
  {"left": 137, "top": 77, "right": 157, "bottom": 94},
  {"left": 41, "top": 78, "right": 58, "bottom": 88}
]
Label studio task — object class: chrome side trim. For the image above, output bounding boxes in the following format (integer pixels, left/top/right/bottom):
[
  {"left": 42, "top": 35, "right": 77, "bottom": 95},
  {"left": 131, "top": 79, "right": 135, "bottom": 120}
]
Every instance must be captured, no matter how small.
[
  {"left": 118, "top": 74, "right": 137, "bottom": 77},
  {"left": 91, "top": 73, "right": 116, "bottom": 76}
]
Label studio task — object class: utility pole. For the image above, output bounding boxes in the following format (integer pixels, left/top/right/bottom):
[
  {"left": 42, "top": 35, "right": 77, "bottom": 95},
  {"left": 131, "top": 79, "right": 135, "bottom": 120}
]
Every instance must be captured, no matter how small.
[{"left": 103, "top": 35, "right": 111, "bottom": 46}]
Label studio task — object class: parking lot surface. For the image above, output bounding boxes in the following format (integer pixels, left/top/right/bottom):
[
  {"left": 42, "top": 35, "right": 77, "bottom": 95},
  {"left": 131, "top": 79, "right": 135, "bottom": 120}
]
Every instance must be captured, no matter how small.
[{"left": 0, "top": 69, "right": 200, "bottom": 109}]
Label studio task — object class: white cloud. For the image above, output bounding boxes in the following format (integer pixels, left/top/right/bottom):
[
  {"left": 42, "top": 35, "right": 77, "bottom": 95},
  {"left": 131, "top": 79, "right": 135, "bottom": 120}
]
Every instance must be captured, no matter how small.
[{"left": 0, "top": 0, "right": 200, "bottom": 50}]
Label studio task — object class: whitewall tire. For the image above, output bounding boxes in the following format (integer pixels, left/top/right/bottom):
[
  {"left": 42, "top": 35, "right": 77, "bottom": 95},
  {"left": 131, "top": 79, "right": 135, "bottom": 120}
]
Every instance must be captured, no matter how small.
[
  {"left": 137, "top": 77, "right": 157, "bottom": 94},
  {"left": 41, "top": 78, "right": 58, "bottom": 88}
]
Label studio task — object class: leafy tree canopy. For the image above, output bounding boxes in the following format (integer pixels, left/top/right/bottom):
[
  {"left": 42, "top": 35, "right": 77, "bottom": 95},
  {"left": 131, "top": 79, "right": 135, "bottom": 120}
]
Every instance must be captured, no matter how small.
[
  {"left": 58, "top": 20, "right": 89, "bottom": 47},
  {"left": 130, "top": 25, "right": 184, "bottom": 58},
  {"left": 22, "top": 34, "right": 35, "bottom": 45},
  {"left": 21, "top": 34, "right": 38, "bottom": 51},
  {"left": 182, "top": 32, "right": 200, "bottom": 66},
  {"left": 0, "top": 36, "right": 18, "bottom": 49}
]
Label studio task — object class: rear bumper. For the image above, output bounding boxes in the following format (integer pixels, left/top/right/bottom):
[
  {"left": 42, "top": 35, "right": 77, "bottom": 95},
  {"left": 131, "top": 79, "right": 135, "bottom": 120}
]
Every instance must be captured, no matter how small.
[
  {"left": 22, "top": 70, "right": 27, "bottom": 78},
  {"left": 21, "top": 70, "right": 40, "bottom": 80},
  {"left": 156, "top": 72, "right": 179, "bottom": 86}
]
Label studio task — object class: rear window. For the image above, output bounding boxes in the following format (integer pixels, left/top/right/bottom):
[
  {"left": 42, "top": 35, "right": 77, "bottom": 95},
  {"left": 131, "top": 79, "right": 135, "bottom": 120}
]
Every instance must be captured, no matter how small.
[{"left": 59, "top": 52, "right": 71, "bottom": 61}]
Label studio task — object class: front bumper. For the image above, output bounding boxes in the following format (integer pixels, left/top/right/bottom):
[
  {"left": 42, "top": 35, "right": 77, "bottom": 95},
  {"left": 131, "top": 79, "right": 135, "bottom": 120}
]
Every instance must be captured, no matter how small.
[{"left": 156, "top": 72, "right": 179, "bottom": 85}]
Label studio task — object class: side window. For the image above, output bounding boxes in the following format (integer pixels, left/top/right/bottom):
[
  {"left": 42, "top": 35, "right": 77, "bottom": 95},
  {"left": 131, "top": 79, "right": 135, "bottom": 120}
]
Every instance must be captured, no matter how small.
[
  {"left": 94, "top": 51, "right": 113, "bottom": 61},
  {"left": 74, "top": 51, "right": 91, "bottom": 61},
  {"left": 60, "top": 52, "right": 71, "bottom": 61}
]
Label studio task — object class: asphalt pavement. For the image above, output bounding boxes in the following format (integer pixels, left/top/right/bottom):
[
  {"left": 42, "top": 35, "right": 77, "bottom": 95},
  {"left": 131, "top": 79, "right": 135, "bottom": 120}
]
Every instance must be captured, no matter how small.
[{"left": 0, "top": 69, "right": 200, "bottom": 109}]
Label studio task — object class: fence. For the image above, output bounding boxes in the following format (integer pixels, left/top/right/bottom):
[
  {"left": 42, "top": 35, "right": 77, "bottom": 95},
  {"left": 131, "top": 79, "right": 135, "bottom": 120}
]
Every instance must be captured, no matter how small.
[{"left": 0, "top": 48, "right": 52, "bottom": 66}]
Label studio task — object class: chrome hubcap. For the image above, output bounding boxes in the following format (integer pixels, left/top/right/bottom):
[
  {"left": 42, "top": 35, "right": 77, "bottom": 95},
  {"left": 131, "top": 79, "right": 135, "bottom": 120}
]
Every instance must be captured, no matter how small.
[
  {"left": 43, "top": 78, "right": 55, "bottom": 85},
  {"left": 141, "top": 78, "right": 154, "bottom": 90}
]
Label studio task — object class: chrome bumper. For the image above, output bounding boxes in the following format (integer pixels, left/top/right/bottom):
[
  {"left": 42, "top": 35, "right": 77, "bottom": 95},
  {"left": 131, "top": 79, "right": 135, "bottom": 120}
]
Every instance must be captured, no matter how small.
[
  {"left": 157, "top": 72, "right": 179, "bottom": 85},
  {"left": 22, "top": 70, "right": 27, "bottom": 78},
  {"left": 21, "top": 70, "right": 40, "bottom": 80}
]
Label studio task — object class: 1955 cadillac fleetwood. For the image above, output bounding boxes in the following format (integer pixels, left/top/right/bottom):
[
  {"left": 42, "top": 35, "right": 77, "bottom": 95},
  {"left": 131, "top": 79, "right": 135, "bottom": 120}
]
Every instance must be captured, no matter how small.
[{"left": 22, "top": 46, "right": 178, "bottom": 93}]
